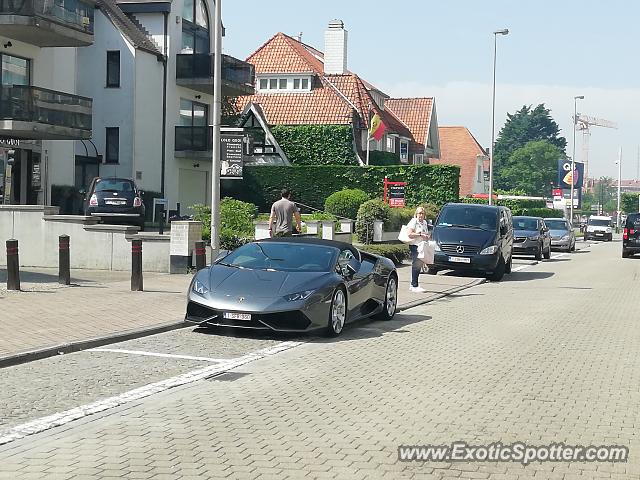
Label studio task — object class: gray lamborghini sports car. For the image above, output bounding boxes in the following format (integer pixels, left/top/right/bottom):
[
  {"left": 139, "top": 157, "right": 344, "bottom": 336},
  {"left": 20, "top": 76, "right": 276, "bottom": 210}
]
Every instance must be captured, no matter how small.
[{"left": 185, "top": 237, "right": 398, "bottom": 336}]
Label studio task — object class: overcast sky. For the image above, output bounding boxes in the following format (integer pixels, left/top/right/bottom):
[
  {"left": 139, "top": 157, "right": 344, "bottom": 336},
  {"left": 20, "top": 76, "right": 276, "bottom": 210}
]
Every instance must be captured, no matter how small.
[{"left": 222, "top": 0, "right": 638, "bottom": 180}]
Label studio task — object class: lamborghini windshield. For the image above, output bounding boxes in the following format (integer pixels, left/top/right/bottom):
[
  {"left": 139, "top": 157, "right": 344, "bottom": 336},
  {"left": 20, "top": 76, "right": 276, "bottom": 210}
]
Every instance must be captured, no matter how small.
[{"left": 219, "top": 242, "right": 338, "bottom": 272}]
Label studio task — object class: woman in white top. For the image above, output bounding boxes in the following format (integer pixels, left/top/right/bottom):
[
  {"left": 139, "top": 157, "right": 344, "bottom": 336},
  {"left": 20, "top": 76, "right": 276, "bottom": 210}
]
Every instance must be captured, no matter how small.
[{"left": 407, "top": 206, "right": 430, "bottom": 292}]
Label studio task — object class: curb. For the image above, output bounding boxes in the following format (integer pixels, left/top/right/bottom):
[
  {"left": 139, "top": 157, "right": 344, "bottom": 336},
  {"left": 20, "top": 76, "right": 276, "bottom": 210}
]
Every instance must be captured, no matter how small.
[
  {"left": 0, "top": 321, "right": 189, "bottom": 369},
  {"left": 397, "top": 277, "right": 486, "bottom": 312}
]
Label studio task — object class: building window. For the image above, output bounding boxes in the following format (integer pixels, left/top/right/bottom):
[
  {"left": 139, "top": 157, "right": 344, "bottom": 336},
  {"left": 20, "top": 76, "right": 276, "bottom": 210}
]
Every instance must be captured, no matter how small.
[
  {"left": 399, "top": 141, "right": 408, "bottom": 162},
  {"left": 414, "top": 154, "right": 424, "bottom": 165},
  {"left": 106, "top": 51, "right": 120, "bottom": 88},
  {"left": 105, "top": 128, "right": 119, "bottom": 164},
  {"left": 257, "top": 76, "right": 311, "bottom": 92},
  {"left": 181, "top": 0, "right": 209, "bottom": 54},
  {"left": 179, "top": 98, "right": 208, "bottom": 126},
  {"left": 386, "top": 136, "right": 395, "bottom": 153},
  {"left": 0, "top": 54, "right": 30, "bottom": 85}
]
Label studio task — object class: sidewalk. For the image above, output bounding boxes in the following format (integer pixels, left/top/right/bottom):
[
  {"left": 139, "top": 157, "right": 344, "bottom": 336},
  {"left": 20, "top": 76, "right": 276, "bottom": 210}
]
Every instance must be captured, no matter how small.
[{"left": 0, "top": 263, "right": 482, "bottom": 367}]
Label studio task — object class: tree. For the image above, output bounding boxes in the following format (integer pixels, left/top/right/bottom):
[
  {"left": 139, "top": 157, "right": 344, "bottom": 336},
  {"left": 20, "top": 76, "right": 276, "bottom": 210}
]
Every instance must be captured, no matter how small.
[
  {"left": 497, "top": 140, "right": 563, "bottom": 196},
  {"left": 622, "top": 192, "right": 640, "bottom": 213},
  {"left": 494, "top": 104, "right": 567, "bottom": 190}
]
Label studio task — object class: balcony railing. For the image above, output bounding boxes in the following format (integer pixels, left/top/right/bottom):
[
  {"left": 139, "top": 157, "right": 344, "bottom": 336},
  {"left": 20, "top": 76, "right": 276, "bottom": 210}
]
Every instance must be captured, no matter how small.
[
  {"left": 175, "top": 53, "right": 255, "bottom": 94},
  {"left": 0, "top": 0, "right": 95, "bottom": 33},
  {"left": 0, "top": 85, "right": 92, "bottom": 131},
  {"left": 175, "top": 126, "right": 211, "bottom": 151}
]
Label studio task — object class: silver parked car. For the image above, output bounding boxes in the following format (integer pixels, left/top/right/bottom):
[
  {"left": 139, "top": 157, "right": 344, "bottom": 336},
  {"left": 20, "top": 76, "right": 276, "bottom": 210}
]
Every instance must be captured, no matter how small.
[{"left": 544, "top": 218, "right": 576, "bottom": 252}]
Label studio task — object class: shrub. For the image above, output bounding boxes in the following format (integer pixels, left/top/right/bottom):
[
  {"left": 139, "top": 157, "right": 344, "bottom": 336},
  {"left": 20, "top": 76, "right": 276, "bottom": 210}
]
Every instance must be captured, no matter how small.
[
  {"left": 51, "top": 184, "right": 83, "bottom": 214},
  {"left": 355, "top": 199, "right": 390, "bottom": 244},
  {"left": 387, "top": 207, "right": 416, "bottom": 231},
  {"left": 324, "top": 188, "right": 369, "bottom": 220},
  {"left": 359, "top": 243, "right": 410, "bottom": 265},
  {"left": 192, "top": 198, "right": 258, "bottom": 249}
]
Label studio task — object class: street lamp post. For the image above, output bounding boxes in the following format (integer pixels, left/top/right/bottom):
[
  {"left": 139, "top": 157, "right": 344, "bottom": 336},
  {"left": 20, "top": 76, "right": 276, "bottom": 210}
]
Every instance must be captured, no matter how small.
[
  {"left": 570, "top": 95, "right": 584, "bottom": 225},
  {"left": 210, "top": 0, "right": 222, "bottom": 257},
  {"left": 488, "top": 28, "right": 509, "bottom": 206},
  {"left": 617, "top": 147, "right": 622, "bottom": 232}
]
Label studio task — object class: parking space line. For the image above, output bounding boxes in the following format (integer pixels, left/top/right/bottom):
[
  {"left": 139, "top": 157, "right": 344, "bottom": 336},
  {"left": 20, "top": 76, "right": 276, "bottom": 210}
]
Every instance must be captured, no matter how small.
[
  {"left": 88, "top": 348, "right": 226, "bottom": 363},
  {"left": 0, "top": 341, "right": 303, "bottom": 446}
]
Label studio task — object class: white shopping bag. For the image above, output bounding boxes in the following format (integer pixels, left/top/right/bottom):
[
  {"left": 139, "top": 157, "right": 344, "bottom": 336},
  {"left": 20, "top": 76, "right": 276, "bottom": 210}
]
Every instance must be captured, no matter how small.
[{"left": 417, "top": 240, "right": 435, "bottom": 265}]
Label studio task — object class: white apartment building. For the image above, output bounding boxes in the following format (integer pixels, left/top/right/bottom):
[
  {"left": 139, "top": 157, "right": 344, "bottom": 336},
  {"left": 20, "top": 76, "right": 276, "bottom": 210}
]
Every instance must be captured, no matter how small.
[{"left": 0, "top": 0, "right": 95, "bottom": 206}]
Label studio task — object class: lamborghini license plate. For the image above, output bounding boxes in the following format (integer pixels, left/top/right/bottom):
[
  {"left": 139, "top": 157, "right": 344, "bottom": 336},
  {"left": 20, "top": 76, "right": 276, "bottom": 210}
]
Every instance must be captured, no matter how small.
[{"left": 223, "top": 312, "right": 251, "bottom": 320}]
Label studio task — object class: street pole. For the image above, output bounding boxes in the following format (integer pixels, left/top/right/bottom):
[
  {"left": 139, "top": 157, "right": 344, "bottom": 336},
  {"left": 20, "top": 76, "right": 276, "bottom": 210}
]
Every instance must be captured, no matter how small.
[
  {"left": 488, "top": 29, "right": 508, "bottom": 206},
  {"left": 210, "top": 0, "right": 222, "bottom": 257},
  {"left": 617, "top": 147, "right": 622, "bottom": 231},
  {"left": 570, "top": 95, "right": 584, "bottom": 225}
]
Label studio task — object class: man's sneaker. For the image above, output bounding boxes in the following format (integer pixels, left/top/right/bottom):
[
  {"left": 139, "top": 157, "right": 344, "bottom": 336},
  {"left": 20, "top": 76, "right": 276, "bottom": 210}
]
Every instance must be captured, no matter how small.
[{"left": 409, "top": 286, "right": 427, "bottom": 293}]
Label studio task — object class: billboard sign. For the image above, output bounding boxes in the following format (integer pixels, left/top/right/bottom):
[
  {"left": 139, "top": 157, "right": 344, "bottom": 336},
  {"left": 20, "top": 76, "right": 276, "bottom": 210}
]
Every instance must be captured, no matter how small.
[
  {"left": 558, "top": 160, "right": 584, "bottom": 189},
  {"left": 220, "top": 135, "right": 244, "bottom": 179}
]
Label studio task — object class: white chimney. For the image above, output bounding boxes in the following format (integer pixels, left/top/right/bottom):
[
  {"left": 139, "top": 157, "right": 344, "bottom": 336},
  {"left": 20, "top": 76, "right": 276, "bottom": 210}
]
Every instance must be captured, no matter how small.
[{"left": 324, "top": 20, "right": 347, "bottom": 75}]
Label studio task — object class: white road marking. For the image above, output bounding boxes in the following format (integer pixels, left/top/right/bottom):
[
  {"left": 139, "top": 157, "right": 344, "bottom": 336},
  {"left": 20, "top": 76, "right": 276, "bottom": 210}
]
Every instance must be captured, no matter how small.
[
  {"left": 88, "top": 348, "right": 226, "bottom": 363},
  {"left": 0, "top": 341, "right": 302, "bottom": 446},
  {"left": 511, "top": 251, "right": 570, "bottom": 272}
]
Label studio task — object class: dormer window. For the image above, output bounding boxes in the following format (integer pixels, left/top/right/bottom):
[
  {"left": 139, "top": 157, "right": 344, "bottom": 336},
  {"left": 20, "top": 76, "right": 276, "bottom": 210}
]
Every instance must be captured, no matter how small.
[{"left": 257, "top": 75, "right": 311, "bottom": 92}]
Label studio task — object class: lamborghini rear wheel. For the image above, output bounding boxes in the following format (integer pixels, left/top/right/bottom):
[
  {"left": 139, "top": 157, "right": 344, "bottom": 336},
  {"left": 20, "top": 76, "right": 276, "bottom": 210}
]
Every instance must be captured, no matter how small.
[{"left": 375, "top": 275, "right": 397, "bottom": 321}]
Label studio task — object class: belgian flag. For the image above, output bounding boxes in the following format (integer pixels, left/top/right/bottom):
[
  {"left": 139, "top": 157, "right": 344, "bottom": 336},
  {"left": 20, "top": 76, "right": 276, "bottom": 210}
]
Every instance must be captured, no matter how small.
[{"left": 369, "top": 112, "right": 386, "bottom": 141}]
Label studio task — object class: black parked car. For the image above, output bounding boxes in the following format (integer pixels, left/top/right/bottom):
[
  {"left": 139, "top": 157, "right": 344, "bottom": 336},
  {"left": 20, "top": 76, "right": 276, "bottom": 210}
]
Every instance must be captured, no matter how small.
[
  {"left": 429, "top": 203, "right": 513, "bottom": 281},
  {"left": 622, "top": 213, "right": 640, "bottom": 258},
  {"left": 83, "top": 177, "right": 145, "bottom": 229}
]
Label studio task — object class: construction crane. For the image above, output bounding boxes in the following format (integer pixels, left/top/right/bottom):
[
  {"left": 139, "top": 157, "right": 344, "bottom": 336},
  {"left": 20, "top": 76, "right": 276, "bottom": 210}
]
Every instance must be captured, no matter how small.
[{"left": 575, "top": 114, "right": 617, "bottom": 187}]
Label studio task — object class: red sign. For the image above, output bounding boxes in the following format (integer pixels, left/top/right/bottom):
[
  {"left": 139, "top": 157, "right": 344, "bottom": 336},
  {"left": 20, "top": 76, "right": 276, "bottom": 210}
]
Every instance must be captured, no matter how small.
[
  {"left": 383, "top": 177, "right": 406, "bottom": 208},
  {"left": 552, "top": 188, "right": 562, "bottom": 197}
]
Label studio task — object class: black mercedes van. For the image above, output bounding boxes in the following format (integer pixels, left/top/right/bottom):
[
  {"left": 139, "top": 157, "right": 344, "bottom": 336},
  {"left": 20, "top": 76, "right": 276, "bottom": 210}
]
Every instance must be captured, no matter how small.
[{"left": 429, "top": 203, "right": 513, "bottom": 281}]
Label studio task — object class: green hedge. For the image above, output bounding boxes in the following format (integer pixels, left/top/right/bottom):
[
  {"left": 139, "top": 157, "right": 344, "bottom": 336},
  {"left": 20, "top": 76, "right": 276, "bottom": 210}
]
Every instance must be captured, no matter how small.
[
  {"left": 368, "top": 151, "right": 400, "bottom": 166},
  {"left": 191, "top": 198, "right": 257, "bottom": 248},
  {"left": 271, "top": 125, "right": 358, "bottom": 165},
  {"left": 458, "top": 197, "right": 561, "bottom": 218},
  {"left": 222, "top": 164, "right": 460, "bottom": 212},
  {"left": 359, "top": 243, "right": 410, "bottom": 265},
  {"left": 355, "top": 199, "right": 391, "bottom": 244}
]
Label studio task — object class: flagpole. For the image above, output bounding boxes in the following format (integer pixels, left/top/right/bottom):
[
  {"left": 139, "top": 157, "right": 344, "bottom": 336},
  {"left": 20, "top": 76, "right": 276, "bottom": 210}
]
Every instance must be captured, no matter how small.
[{"left": 366, "top": 134, "right": 371, "bottom": 166}]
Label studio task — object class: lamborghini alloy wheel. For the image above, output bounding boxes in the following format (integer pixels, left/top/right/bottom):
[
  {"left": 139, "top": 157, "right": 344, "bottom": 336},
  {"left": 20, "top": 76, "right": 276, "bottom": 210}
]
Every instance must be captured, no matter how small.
[{"left": 328, "top": 288, "right": 346, "bottom": 336}]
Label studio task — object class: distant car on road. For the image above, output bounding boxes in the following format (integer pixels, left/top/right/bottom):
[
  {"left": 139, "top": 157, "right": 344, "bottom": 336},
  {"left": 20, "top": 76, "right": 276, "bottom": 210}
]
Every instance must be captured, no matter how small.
[
  {"left": 622, "top": 213, "right": 640, "bottom": 258},
  {"left": 512, "top": 216, "right": 551, "bottom": 260},
  {"left": 83, "top": 177, "right": 145, "bottom": 229},
  {"left": 185, "top": 237, "right": 398, "bottom": 336},
  {"left": 584, "top": 215, "right": 612, "bottom": 241},
  {"left": 544, "top": 218, "right": 576, "bottom": 252}
]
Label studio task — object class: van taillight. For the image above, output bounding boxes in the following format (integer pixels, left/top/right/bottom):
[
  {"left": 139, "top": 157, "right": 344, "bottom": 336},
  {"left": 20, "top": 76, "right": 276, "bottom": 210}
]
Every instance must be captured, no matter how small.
[
  {"left": 89, "top": 194, "right": 98, "bottom": 206},
  {"left": 133, "top": 197, "right": 142, "bottom": 207}
]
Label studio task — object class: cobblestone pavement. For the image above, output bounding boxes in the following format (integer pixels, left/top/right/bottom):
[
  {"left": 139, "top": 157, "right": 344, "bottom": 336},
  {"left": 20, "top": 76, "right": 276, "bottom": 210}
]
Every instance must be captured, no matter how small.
[
  {"left": 0, "top": 257, "right": 485, "bottom": 363},
  {"left": 2, "top": 240, "right": 638, "bottom": 478}
]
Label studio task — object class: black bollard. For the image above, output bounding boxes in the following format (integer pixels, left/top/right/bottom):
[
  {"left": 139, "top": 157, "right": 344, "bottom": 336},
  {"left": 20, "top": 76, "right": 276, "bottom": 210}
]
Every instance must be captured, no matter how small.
[
  {"left": 195, "top": 241, "right": 206, "bottom": 271},
  {"left": 131, "top": 239, "right": 143, "bottom": 291},
  {"left": 6, "top": 239, "right": 20, "bottom": 291},
  {"left": 58, "top": 235, "right": 70, "bottom": 285},
  {"left": 158, "top": 204, "right": 165, "bottom": 235}
]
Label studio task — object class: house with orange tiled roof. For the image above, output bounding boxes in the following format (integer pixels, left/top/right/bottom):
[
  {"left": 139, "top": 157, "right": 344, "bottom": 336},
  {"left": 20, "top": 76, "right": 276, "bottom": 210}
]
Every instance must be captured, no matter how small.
[
  {"left": 432, "top": 127, "right": 489, "bottom": 197},
  {"left": 236, "top": 21, "right": 439, "bottom": 166}
]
